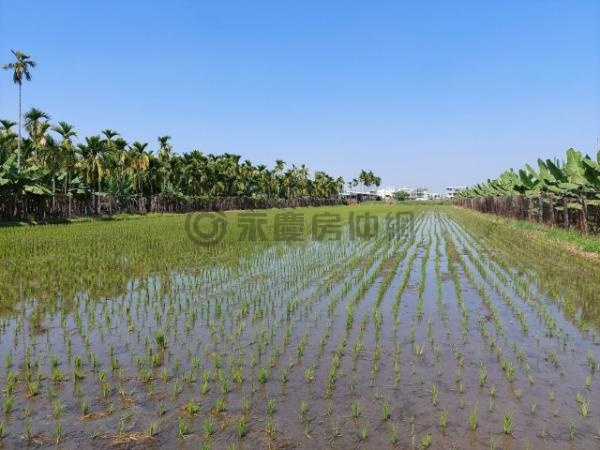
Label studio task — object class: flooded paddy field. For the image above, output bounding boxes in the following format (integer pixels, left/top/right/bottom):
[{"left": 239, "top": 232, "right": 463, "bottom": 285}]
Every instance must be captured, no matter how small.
[{"left": 1, "top": 205, "right": 600, "bottom": 449}]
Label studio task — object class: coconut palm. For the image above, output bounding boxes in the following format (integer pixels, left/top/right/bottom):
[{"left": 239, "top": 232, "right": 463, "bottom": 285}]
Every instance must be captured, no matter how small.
[{"left": 3, "top": 50, "right": 36, "bottom": 170}]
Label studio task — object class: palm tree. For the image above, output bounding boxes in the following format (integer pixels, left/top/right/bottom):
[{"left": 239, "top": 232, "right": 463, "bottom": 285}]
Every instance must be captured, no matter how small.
[
  {"left": 76, "top": 136, "right": 105, "bottom": 213},
  {"left": 51, "top": 121, "right": 78, "bottom": 195},
  {"left": 3, "top": 50, "right": 36, "bottom": 170},
  {"left": 128, "top": 141, "right": 150, "bottom": 195},
  {"left": 0, "top": 119, "right": 17, "bottom": 134},
  {"left": 157, "top": 135, "right": 172, "bottom": 192},
  {"left": 24, "top": 108, "right": 51, "bottom": 155}
]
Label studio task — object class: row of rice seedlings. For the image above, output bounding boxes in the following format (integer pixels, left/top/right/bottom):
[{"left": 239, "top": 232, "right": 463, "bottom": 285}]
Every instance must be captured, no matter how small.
[
  {"left": 0, "top": 221, "right": 372, "bottom": 443},
  {"left": 319, "top": 217, "right": 427, "bottom": 443},
  {"left": 451, "top": 208, "right": 600, "bottom": 336},
  {"left": 445, "top": 223, "right": 561, "bottom": 386},
  {"left": 446, "top": 217, "right": 563, "bottom": 339},
  {"left": 447, "top": 221, "right": 595, "bottom": 425},
  {"left": 446, "top": 210, "right": 600, "bottom": 443}
]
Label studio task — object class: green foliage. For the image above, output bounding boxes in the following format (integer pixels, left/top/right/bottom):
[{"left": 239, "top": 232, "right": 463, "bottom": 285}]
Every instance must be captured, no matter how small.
[
  {"left": 394, "top": 190, "right": 410, "bottom": 201},
  {"left": 0, "top": 109, "right": 346, "bottom": 202},
  {"left": 458, "top": 148, "right": 600, "bottom": 202}
]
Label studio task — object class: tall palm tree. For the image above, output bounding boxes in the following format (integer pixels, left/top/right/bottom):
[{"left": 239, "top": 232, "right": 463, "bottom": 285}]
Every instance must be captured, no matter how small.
[
  {"left": 100, "top": 129, "right": 119, "bottom": 186},
  {"left": 157, "top": 135, "right": 172, "bottom": 192},
  {"left": 76, "top": 136, "right": 105, "bottom": 213},
  {"left": 128, "top": 141, "right": 150, "bottom": 195},
  {"left": 3, "top": 50, "right": 36, "bottom": 170},
  {"left": 52, "top": 121, "right": 78, "bottom": 194}
]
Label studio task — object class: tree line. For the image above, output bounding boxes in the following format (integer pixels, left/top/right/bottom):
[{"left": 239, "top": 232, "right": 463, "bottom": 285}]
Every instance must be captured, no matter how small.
[{"left": 1, "top": 50, "right": 381, "bottom": 217}]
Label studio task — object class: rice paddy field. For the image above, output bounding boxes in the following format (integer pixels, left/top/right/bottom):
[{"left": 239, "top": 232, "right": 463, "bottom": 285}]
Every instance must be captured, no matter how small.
[{"left": 1, "top": 203, "right": 600, "bottom": 449}]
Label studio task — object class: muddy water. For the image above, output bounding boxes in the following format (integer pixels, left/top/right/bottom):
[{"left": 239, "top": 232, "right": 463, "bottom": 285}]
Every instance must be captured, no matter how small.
[{"left": 1, "top": 211, "right": 600, "bottom": 449}]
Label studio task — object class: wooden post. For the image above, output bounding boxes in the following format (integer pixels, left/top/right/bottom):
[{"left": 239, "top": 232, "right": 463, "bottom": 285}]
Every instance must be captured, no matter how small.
[
  {"left": 563, "top": 197, "right": 569, "bottom": 228},
  {"left": 581, "top": 193, "right": 588, "bottom": 234},
  {"left": 548, "top": 194, "right": 554, "bottom": 226}
]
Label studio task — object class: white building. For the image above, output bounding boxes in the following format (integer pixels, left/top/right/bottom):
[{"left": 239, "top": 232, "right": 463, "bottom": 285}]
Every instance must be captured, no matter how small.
[
  {"left": 376, "top": 186, "right": 396, "bottom": 199},
  {"left": 445, "top": 186, "right": 466, "bottom": 199},
  {"left": 413, "top": 186, "right": 430, "bottom": 201}
]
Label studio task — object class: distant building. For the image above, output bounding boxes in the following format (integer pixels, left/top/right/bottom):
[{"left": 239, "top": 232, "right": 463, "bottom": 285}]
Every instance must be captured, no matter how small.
[
  {"left": 445, "top": 186, "right": 466, "bottom": 199},
  {"left": 413, "top": 186, "right": 430, "bottom": 201},
  {"left": 339, "top": 191, "right": 381, "bottom": 202},
  {"left": 376, "top": 186, "right": 396, "bottom": 199}
]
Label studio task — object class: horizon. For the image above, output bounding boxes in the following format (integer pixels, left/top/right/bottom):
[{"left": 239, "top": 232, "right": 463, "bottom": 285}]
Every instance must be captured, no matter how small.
[{"left": 1, "top": 0, "right": 599, "bottom": 192}]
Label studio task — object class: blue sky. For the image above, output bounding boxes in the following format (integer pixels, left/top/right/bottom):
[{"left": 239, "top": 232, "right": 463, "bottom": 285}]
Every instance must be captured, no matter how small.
[{"left": 1, "top": 0, "right": 599, "bottom": 192}]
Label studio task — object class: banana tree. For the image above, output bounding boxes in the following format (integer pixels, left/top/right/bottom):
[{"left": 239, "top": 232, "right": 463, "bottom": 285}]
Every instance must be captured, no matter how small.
[{"left": 0, "top": 154, "right": 52, "bottom": 219}]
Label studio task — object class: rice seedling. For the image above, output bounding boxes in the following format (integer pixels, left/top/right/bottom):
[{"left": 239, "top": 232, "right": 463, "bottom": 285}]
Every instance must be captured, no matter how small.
[
  {"left": 214, "top": 397, "right": 225, "bottom": 413},
  {"left": 55, "top": 421, "right": 62, "bottom": 444},
  {"left": 203, "top": 419, "right": 215, "bottom": 437},
  {"left": 53, "top": 399, "right": 63, "bottom": 419},
  {"left": 236, "top": 416, "right": 247, "bottom": 438},
  {"left": 352, "top": 400, "right": 361, "bottom": 418},
  {"left": 440, "top": 409, "right": 448, "bottom": 431},
  {"left": 3, "top": 397, "right": 13, "bottom": 415},
  {"left": 24, "top": 419, "right": 32, "bottom": 444},
  {"left": 389, "top": 422, "right": 399, "bottom": 444},
  {"left": 530, "top": 402, "right": 537, "bottom": 415},
  {"left": 331, "top": 422, "right": 342, "bottom": 439},
  {"left": 304, "top": 367, "right": 314, "bottom": 383},
  {"left": 242, "top": 397, "right": 251, "bottom": 415},
  {"left": 488, "top": 434, "right": 498, "bottom": 450},
  {"left": 300, "top": 400, "right": 309, "bottom": 419},
  {"left": 360, "top": 422, "right": 368, "bottom": 441},
  {"left": 479, "top": 364, "right": 488, "bottom": 387},
  {"left": 148, "top": 421, "right": 158, "bottom": 437},
  {"left": 514, "top": 388, "right": 522, "bottom": 400},
  {"left": 383, "top": 399, "right": 391, "bottom": 421},
  {"left": 431, "top": 383, "right": 439, "bottom": 406},
  {"left": 177, "top": 417, "right": 189, "bottom": 438},
  {"left": 257, "top": 367, "right": 268, "bottom": 384},
  {"left": 502, "top": 412, "right": 513, "bottom": 435},
  {"left": 468, "top": 405, "right": 478, "bottom": 430},
  {"left": 185, "top": 399, "right": 200, "bottom": 415},
  {"left": 568, "top": 419, "right": 576, "bottom": 440},
  {"left": 421, "top": 433, "right": 432, "bottom": 448}
]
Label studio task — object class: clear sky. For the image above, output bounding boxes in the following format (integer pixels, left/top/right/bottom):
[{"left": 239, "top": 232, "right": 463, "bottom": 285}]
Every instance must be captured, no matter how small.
[{"left": 1, "top": 0, "right": 599, "bottom": 192}]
